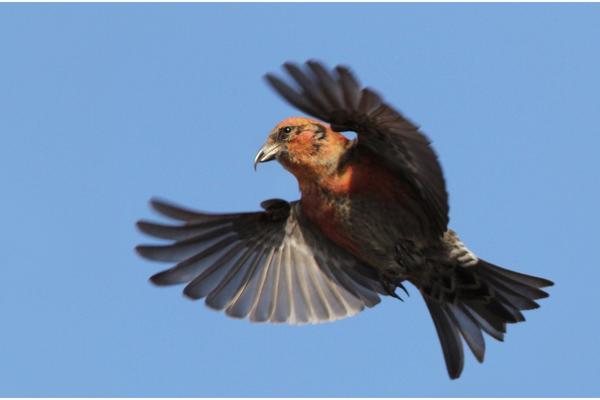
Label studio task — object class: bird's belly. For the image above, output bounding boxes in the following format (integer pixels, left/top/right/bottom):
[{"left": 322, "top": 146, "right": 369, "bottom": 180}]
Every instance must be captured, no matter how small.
[{"left": 303, "top": 193, "right": 425, "bottom": 269}]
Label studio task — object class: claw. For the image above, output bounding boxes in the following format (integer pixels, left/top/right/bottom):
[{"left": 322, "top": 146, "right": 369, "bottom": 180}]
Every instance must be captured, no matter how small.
[
  {"left": 391, "top": 289, "right": 404, "bottom": 302},
  {"left": 378, "top": 272, "right": 405, "bottom": 301},
  {"left": 397, "top": 281, "right": 410, "bottom": 297}
]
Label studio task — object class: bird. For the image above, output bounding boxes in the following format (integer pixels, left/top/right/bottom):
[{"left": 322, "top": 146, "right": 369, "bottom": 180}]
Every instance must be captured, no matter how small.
[{"left": 135, "top": 60, "right": 553, "bottom": 379}]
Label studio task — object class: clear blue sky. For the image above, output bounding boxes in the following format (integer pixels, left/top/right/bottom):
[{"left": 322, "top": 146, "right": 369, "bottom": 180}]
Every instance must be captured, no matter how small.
[{"left": 1, "top": 3, "right": 599, "bottom": 396}]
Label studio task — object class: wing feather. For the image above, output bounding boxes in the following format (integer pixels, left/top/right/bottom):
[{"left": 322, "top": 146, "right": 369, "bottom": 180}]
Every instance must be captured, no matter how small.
[
  {"left": 225, "top": 247, "right": 271, "bottom": 319},
  {"left": 205, "top": 242, "right": 262, "bottom": 310},
  {"left": 137, "top": 198, "right": 381, "bottom": 324},
  {"left": 182, "top": 242, "right": 246, "bottom": 299},
  {"left": 250, "top": 247, "right": 280, "bottom": 323},
  {"left": 147, "top": 236, "right": 239, "bottom": 284},
  {"left": 136, "top": 197, "right": 383, "bottom": 324}
]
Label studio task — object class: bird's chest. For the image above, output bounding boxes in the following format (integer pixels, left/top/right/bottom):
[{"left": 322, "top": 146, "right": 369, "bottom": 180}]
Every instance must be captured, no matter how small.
[
  {"left": 301, "top": 192, "right": 359, "bottom": 253},
  {"left": 300, "top": 165, "right": 426, "bottom": 266}
]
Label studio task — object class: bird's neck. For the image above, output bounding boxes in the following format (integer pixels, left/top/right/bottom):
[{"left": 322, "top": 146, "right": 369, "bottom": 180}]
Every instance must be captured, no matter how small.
[{"left": 296, "top": 157, "right": 356, "bottom": 204}]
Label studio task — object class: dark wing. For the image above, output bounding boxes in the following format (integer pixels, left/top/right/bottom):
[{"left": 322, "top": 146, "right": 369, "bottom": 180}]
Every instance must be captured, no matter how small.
[
  {"left": 265, "top": 60, "right": 449, "bottom": 234},
  {"left": 136, "top": 198, "right": 383, "bottom": 324}
]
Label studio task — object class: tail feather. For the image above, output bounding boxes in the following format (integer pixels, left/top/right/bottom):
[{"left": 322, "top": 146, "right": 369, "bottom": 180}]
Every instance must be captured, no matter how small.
[
  {"left": 424, "top": 299, "right": 464, "bottom": 379},
  {"left": 485, "top": 263, "right": 553, "bottom": 288},
  {"left": 421, "top": 259, "right": 553, "bottom": 379},
  {"left": 461, "top": 304, "right": 505, "bottom": 341},
  {"left": 479, "top": 266, "right": 549, "bottom": 300},
  {"left": 485, "top": 276, "right": 540, "bottom": 310},
  {"left": 446, "top": 303, "right": 485, "bottom": 363}
]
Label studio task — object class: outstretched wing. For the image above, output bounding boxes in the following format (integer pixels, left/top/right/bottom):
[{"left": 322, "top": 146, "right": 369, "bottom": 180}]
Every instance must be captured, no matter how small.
[
  {"left": 265, "top": 60, "right": 449, "bottom": 235},
  {"left": 136, "top": 198, "right": 383, "bottom": 324}
]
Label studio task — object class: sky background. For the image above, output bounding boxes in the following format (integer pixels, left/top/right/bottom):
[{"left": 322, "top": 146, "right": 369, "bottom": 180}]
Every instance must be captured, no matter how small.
[{"left": 1, "top": 3, "right": 599, "bottom": 397}]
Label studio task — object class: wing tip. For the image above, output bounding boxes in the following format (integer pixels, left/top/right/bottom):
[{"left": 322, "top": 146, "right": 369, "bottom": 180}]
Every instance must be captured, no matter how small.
[
  {"left": 538, "top": 278, "right": 554, "bottom": 288},
  {"left": 182, "top": 284, "right": 203, "bottom": 300},
  {"left": 149, "top": 196, "right": 169, "bottom": 210},
  {"left": 148, "top": 272, "right": 172, "bottom": 286},
  {"left": 148, "top": 197, "right": 181, "bottom": 217},
  {"left": 136, "top": 220, "right": 156, "bottom": 235},
  {"left": 282, "top": 60, "right": 299, "bottom": 72},
  {"left": 263, "top": 72, "right": 280, "bottom": 86},
  {"left": 149, "top": 267, "right": 194, "bottom": 287},
  {"left": 135, "top": 245, "right": 154, "bottom": 259}
]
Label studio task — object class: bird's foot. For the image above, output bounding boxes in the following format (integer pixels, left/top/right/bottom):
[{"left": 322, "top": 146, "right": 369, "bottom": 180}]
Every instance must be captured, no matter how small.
[{"left": 378, "top": 272, "right": 409, "bottom": 301}]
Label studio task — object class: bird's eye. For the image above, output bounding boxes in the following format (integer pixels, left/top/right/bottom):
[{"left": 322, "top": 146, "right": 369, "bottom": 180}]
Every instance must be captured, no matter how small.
[{"left": 277, "top": 126, "right": 293, "bottom": 141}]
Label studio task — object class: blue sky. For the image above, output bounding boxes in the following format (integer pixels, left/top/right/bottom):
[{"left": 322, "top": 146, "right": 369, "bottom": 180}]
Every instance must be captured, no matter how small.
[{"left": 1, "top": 3, "right": 599, "bottom": 397}]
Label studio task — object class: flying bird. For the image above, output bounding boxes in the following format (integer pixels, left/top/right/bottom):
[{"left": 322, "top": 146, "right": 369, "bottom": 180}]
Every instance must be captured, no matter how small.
[{"left": 136, "top": 61, "right": 553, "bottom": 379}]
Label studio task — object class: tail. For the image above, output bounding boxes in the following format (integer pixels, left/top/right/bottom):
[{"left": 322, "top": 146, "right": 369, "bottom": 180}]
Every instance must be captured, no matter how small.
[{"left": 420, "top": 259, "right": 553, "bottom": 379}]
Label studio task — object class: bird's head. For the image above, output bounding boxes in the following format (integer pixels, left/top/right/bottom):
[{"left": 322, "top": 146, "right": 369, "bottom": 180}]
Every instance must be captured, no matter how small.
[{"left": 254, "top": 117, "right": 349, "bottom": 182}]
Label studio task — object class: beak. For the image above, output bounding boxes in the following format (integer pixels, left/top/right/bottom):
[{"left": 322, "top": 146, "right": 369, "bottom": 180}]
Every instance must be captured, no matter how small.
[{"left": 254, "top": 142, "right": 281, "bottom": 170}]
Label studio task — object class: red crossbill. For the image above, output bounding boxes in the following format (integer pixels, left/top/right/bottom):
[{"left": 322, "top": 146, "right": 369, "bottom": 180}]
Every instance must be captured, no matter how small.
[{"left": 136, "top": 61, "right": 552, "bottom": 379}]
